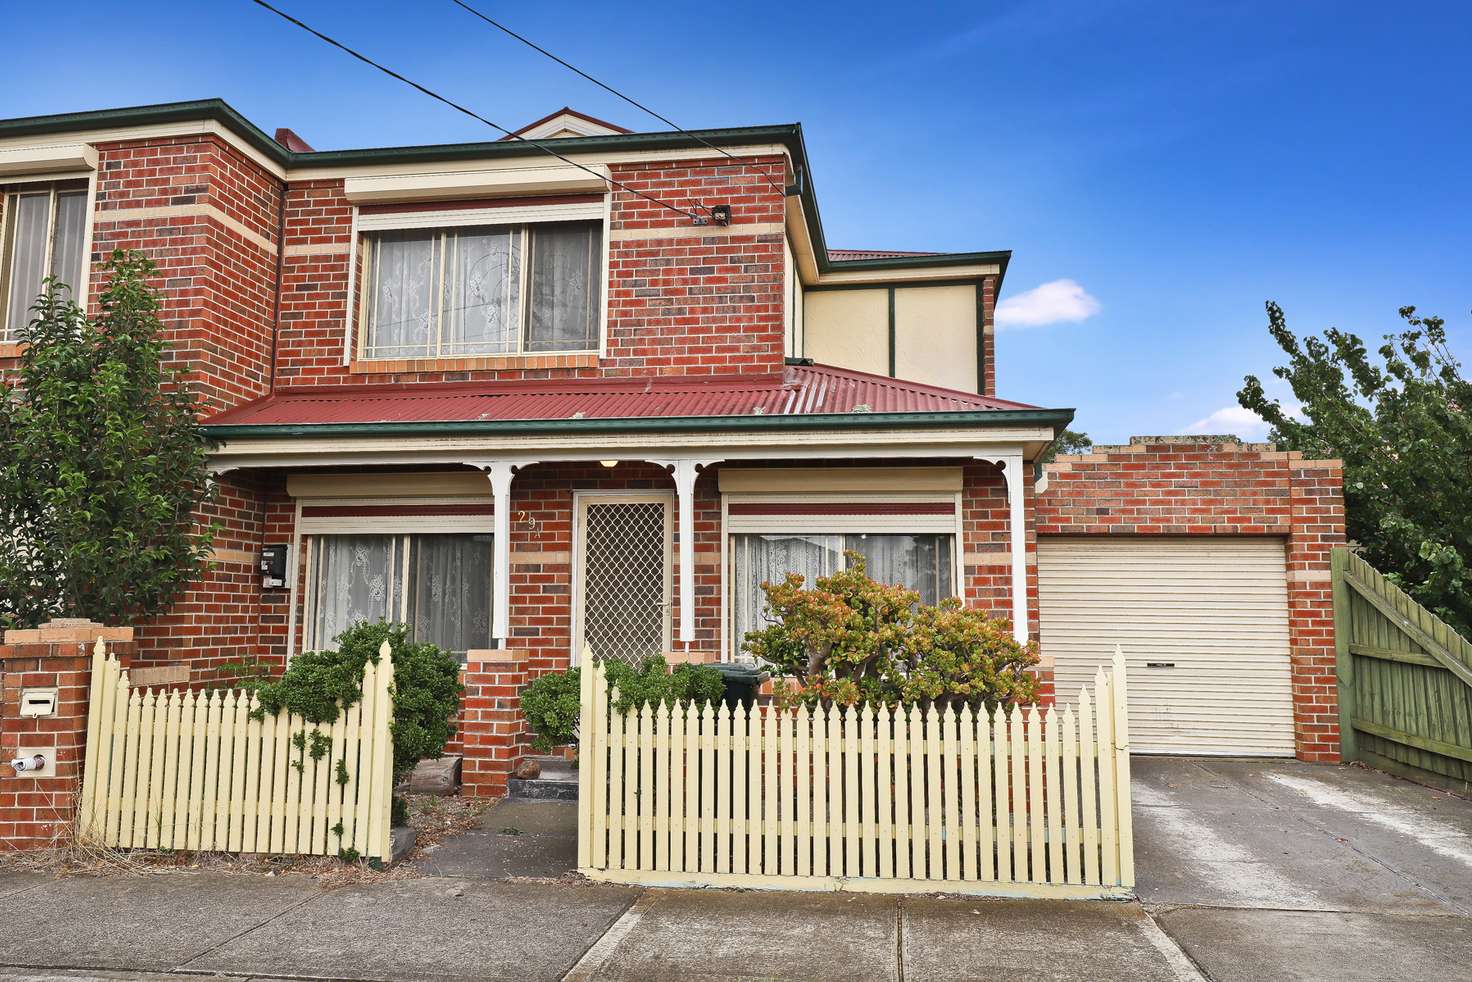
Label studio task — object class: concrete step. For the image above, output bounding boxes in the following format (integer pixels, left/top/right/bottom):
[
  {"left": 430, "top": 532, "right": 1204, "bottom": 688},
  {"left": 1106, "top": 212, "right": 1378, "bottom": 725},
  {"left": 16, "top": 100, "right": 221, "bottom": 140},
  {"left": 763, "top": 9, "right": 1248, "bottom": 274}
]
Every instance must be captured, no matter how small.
[
  {"left": 508, "top": 776, "right": 579, "bottom": 800},
  {"left": 508, "top": 758, "right": 579, "bottom": 800},
  {"left": 531, "top": 754, "right": 577, "bottom": 782}
]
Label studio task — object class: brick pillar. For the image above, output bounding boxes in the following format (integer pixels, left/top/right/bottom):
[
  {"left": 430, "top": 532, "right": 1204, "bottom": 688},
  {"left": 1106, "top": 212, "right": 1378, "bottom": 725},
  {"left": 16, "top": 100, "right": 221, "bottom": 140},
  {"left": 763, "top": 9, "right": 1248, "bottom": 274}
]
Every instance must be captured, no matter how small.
[
  {"left": 0, "top": 620, "right": 135, "bottom": 851},
  {"left": 1288, "top": 458, "right": 1347, "bottom": 763},
  {"left": 459, "top": 648, "right": 532, "bottom": 798}
]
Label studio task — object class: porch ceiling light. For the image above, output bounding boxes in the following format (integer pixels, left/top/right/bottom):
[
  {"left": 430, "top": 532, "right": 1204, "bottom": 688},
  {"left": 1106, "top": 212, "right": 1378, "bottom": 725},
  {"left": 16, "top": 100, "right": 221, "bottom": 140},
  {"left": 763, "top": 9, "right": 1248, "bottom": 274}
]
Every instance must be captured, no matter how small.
[{"left": 600, "top": 459, "right": 619, "bottom": 468}]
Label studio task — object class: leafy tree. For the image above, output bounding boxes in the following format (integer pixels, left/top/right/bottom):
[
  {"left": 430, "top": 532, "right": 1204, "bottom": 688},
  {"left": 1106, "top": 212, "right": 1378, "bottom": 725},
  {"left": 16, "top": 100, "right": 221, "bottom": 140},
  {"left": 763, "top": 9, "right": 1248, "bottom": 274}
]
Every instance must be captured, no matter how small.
[
  {"left": 1040, "top": 428, "right": 1093, "bottom": 465},
  {"left": 742, "top": 553, "right": 1040, "bottom": 710},
  {"left": 1238, "top": 302, "right": 1472, "bottom": 637},
  {"left": 0, "top": 252, "right": 215, "bottom": 628}
]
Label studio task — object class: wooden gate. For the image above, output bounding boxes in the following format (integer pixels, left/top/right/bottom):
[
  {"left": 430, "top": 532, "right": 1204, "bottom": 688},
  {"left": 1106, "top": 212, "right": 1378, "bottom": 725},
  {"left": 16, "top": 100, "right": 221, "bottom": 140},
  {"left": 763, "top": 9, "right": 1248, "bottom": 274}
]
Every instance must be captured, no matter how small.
[
  {"left": 78, "top": 640, "right": 396, "bottom": 860},
  {"left": 576, "top": 649, "right": 1135, "bottom": 898},
  {"left": 1333, "top": 548, "right": 1472, "bottom": 793}
]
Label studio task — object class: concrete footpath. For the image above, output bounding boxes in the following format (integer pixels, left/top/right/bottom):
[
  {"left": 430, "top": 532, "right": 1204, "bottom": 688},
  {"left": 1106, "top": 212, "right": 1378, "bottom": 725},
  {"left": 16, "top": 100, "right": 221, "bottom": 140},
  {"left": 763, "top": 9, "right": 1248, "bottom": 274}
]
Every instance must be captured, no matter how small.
[
  {"left": 0, "top": 870, "right": 1196, "bottom": 982},
  {"left": 0, "top": 757, "right": 1469, "bottom": 981}
]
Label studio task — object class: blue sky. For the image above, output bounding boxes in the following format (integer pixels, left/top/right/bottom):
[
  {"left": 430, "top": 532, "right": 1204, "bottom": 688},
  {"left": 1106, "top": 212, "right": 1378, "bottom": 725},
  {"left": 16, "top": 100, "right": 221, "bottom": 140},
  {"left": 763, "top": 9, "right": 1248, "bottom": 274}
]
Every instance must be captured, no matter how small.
[{"left": 4, "top": 0, "right": 1469, "bottom": 442}]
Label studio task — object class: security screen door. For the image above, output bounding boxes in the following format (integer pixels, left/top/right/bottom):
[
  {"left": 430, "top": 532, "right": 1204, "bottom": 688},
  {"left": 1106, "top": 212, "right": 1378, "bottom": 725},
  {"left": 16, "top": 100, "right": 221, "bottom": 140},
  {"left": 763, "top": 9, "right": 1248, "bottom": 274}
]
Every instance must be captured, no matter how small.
[{"left": 575, "top": 494, "right": 673, "bottom": 667}]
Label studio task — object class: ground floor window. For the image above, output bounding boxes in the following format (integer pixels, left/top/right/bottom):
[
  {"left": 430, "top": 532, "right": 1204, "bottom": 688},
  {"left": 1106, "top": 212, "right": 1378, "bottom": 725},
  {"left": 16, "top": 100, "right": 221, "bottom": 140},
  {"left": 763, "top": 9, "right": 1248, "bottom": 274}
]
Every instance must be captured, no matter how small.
[
  {"left": 305, "top": 532, "right": 493, "bottom": 658},
  {"left": 729, "top": 532, "right": 955, "bottom": 659}
]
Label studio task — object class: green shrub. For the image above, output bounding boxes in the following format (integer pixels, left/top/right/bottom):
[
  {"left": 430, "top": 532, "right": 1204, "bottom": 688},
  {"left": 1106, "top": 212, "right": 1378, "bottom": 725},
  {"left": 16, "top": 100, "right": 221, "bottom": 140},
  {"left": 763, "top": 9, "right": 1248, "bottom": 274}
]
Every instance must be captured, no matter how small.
[
  {"left": 519, "top": 656, "right": 725, "bottom": 752},
  {"left": 251, "top": 621, "right": 464, "bottom": 782},
  {"left": 520, "top": 667, "right": 582, "bottom": 753},
  {"left": 603, "top": 656, "right": 724, "bottom": 712},
  {"left": 743, "top": 552, "right": 1039, "bottom": 711}
]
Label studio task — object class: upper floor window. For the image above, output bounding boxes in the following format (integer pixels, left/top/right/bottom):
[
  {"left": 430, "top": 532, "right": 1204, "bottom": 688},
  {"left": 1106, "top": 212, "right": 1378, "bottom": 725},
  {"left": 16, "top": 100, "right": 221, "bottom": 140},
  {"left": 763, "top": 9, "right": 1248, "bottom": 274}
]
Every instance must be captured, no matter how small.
[
  {"left": 359, "top": 220, "right": 602, "bottom": 360},
  {"left": 2, "top": 182, "right": 88, "bottom": 341}
]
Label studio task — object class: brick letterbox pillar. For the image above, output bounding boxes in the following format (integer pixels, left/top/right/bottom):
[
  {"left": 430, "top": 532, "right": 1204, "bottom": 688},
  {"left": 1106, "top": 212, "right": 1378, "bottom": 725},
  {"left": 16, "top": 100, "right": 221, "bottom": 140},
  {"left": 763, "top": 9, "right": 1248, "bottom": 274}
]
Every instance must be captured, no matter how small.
[
  {"left": 459, "top": 648, "right": 533, "bottom": 798},
  {"left": 0, "top": 620, "right": 135, "bottom": 851}
]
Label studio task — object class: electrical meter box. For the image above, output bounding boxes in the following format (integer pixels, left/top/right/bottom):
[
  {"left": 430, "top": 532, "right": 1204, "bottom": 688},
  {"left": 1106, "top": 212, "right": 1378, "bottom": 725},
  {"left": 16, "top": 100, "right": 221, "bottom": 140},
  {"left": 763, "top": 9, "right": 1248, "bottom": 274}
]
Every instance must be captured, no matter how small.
[{"left": 260, "top": 544, "right": 289, "bottom": 589}]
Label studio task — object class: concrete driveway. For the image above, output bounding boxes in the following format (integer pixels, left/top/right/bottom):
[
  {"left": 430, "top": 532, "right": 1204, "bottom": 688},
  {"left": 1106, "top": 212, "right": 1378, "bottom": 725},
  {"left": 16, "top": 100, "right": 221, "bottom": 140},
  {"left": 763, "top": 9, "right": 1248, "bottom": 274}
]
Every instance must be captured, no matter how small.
[{"left": 1134, "top": 756, "right": 1472, "bottom": 981}]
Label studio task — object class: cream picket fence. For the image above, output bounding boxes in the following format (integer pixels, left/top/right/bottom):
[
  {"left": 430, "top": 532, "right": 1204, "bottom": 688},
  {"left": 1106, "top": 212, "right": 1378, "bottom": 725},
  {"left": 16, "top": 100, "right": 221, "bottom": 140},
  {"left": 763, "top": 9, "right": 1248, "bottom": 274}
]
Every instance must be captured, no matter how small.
[
  {"left": 577, "top": 649, "right": 1134, "bottom": 898},
  {"left": 78, "top": 639, "right": 395, "bottom": 861}
]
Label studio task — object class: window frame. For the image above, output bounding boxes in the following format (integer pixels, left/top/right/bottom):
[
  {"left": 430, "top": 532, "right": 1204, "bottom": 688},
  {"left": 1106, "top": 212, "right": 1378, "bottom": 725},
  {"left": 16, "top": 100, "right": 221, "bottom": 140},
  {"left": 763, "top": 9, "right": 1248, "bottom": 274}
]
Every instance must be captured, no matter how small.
[
  {"left": 345, "top": 198, "right": 610, "bottom": 366},
  {"left": 296, "top": 499, "right": 495, "bottom": 659},
  {"left": 0, "top": 175, "right": 96, "bottom": 346},
  {"left": 720, "top": 491, "right": 965, "bottom": 662}
]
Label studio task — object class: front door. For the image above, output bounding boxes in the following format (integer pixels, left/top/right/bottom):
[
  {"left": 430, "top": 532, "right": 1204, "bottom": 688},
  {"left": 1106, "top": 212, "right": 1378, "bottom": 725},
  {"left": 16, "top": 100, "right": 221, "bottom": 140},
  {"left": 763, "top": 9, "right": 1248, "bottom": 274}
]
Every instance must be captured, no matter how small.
[{"left": 574, "top": 493, "right": 673, "bottom": 666}]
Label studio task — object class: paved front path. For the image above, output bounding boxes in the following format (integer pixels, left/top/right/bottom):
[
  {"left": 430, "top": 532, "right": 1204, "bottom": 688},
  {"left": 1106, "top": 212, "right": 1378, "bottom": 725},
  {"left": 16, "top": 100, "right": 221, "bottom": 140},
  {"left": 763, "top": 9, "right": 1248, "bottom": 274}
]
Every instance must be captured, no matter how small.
[{"left": 0, "top": 758, "right": 1468, "bottom": 981}]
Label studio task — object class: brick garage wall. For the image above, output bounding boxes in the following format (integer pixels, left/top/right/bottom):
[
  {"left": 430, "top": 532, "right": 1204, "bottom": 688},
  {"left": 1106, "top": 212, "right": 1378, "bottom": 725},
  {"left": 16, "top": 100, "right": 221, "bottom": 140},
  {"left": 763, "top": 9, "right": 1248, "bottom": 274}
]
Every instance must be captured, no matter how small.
[
  {"left": 1036, "top": 435, "right": 1346, "bottom": 761},
  {"left": 268, "top": 155, "right": 788, "bottom": 387}
]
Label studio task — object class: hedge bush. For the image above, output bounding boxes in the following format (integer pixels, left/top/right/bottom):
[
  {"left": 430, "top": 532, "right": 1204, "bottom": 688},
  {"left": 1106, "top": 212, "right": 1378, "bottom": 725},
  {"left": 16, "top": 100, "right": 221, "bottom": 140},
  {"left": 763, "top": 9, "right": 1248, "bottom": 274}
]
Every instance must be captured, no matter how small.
[
  {"left": 250, "top": 621, "right": 464, "bottom": 782},
  {"left": 519, "top": 655, "right": 725, "bottom": 752}
]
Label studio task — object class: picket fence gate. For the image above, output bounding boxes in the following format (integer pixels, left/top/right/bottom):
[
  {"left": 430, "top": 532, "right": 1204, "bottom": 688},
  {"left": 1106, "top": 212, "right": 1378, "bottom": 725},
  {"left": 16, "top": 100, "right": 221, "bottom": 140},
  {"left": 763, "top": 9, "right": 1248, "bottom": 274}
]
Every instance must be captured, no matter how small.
[
  {"left": 577, "top": 649, "right": 1135, "bottom": 898},
  {"left": 78, "top": 640, "right": 395, "bottom": 861}
]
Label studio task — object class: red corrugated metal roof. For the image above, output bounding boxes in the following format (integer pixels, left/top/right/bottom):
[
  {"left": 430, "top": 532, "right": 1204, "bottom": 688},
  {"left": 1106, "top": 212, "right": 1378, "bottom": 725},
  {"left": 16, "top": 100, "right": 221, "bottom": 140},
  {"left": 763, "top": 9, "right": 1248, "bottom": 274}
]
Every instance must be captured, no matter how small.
[
  {"left": 827, "top": 249, "right": 941, "bottom": 262},
  {"left": 203, "top": 362, "right": 1039, "bottom": 429}
]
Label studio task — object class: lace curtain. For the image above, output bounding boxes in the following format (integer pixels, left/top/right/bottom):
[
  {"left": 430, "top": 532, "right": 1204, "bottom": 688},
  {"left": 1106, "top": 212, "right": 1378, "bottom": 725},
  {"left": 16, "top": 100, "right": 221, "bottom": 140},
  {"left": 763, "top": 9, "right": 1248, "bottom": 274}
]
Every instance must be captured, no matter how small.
[
  {"left": 308, "top": 533, "right": 492, "bottom": 658},
  {"left": 846, "top": 533, "right": 955, "bottom": 606},
  {"left": 442, "top": 228, "right": 518, "bottom": 354},
  {"left": 50, "top": 190, "right": 87, "bottom": 299},
  {"left": 4, "top": 189, "right": 87, "bottom": 336},
  {"left": 526, "top": 222, "right": 601, "bottom": 351},
  {"left": 731, "top": 534, "right": 843, "bottom": 659},
  {"left": 363, "top": 221, "right": 598, "bottom": 358},
  {"left": 407, "top": 534, "right": 493, "bottom": 655},
  {"left": 365, "top": 231, "right": 437, "bottom": 357},
  {"left": 309, "top": 535, "right": 400, "bottom": 651}
]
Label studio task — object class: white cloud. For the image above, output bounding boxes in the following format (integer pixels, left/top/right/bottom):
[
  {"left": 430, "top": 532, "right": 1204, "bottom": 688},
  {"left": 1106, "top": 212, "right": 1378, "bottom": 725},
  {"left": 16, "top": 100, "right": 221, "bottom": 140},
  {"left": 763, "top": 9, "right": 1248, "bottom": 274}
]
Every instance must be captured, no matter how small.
[
  {"left": 995, "top": 279, "right": 1101, "bottom": 329},
  {"left": 1186, "top": 403, "right": 1302, "bottom": 441}
]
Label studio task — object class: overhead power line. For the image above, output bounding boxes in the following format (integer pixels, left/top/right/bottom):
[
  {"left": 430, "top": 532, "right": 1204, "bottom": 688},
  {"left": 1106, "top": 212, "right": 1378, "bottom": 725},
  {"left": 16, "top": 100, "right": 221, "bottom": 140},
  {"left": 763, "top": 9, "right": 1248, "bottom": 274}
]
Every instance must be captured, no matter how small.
[
  {"left": 248, "top": 0, "right": 699, "bottom": 221},
  {"left": 448, "top": 0, "right": 789, "bottom": 198}
]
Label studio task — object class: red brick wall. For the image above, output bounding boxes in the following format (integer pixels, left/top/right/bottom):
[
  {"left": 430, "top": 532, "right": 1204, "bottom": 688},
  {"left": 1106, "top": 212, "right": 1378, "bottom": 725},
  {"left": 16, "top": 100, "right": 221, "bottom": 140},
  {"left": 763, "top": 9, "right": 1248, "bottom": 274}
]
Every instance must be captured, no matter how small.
[
  {"left": 131, "top": 472, "right": 288, "bottom": 683},
  {"left": 1036, "top": 436, "right": 1346, "bottom": 761},
  {"left": 88, "top": 135, "right": 281, "bottom": 417},
  {"left": 267, "top": 156, "right": 787, "bottom": 386},
  {"left": 980, "top": 276, "right": 997, "bottom": 397},
  {"left": 0, "top": 623, "right": 134, "bottom": 851}
]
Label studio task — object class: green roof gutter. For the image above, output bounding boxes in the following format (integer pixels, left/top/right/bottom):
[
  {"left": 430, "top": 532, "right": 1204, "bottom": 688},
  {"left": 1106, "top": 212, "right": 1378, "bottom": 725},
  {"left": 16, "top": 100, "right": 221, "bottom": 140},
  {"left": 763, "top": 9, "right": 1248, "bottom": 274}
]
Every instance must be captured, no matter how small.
[
  {"left": 203, "top": 408, "right": 1075, "bottom": 441},
  {"left": 0, "top": 98, "right": 1010, "bottom": 282}
]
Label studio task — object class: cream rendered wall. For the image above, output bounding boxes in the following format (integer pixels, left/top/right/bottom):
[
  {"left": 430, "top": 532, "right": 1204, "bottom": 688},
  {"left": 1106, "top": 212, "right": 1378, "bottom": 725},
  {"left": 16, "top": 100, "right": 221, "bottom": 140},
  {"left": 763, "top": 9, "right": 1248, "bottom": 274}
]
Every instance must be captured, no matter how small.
[
  {"left": 793, "top": 261, "right": 805, "bottom": 357},
  {"left": 893, "top": 285, "right": 977, "bottom": 392},
  {"left": 802, "top": 288, "right": 889, "bottom": 376}
]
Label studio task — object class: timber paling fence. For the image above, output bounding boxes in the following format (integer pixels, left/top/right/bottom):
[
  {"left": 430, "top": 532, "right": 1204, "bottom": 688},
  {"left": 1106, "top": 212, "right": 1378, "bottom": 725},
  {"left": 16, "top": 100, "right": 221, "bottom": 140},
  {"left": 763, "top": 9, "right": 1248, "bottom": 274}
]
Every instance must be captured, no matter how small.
[
  {"left": 577, "top": 649, "right": 1135, "bottom": 898},
  {"left": 1334, "top": 547, "right": 1472, "bottom": 793},
  {"left": 77, "top": 640, "right": 395, "bottom": 861}
]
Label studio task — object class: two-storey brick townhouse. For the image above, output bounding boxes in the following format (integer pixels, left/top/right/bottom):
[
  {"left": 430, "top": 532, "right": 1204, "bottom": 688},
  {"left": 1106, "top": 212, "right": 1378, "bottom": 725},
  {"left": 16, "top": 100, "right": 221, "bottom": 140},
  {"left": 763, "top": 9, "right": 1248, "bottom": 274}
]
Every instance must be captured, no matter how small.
[{"left": 0, "top": 100, "right": 1345, "bottom": 789}]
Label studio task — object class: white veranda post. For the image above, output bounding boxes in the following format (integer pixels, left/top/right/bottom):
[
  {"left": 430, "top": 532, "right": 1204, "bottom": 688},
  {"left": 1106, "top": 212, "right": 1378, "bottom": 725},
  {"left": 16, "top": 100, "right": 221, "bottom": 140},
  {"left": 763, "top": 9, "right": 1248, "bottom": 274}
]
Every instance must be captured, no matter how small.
[
  {"left": 657, "top": 458, "right": 711, "bottom": 647},
  {"left": 483, "top": 462, "right": 516, "bottom": 647}
]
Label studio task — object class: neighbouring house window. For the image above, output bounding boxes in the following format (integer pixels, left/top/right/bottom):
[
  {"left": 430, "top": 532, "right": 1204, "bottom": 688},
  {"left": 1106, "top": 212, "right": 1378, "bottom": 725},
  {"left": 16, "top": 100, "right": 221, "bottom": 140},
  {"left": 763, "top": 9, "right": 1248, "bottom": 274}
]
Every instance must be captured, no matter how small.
[
  {"left": 729, "top": 532, "right": 956, "bottom": 659},
  {"left": 1, "top": 183, "right": 88, "bottom": 341},
  {"left": 305, "top": 533, "right": 493, "bottom": 658},
  {"left": 360, "top": 220, "right": 601, "bottom": 359}
]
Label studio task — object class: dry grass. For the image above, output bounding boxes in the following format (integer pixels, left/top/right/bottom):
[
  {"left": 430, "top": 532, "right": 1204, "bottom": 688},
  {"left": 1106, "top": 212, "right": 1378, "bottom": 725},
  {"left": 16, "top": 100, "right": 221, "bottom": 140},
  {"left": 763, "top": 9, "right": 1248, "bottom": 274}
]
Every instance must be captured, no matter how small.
[{"left": 0, "top": 793, "right": 491, "bottom": 885}]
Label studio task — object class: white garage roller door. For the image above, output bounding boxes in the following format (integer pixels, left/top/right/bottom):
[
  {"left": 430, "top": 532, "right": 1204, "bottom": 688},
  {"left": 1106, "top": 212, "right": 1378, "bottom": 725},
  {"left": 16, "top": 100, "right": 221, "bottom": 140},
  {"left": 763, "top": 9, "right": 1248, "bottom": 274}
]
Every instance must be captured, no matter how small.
[{"left": 1038, "top": 537, "right": 1295, "bottom": 756}]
